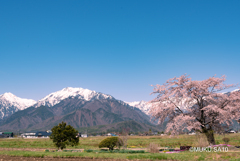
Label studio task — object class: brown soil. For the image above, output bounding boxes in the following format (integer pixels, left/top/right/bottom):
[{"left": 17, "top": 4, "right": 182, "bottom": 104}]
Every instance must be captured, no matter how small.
[
  {"left": 0, "top": 155, "right": 157, "bottom": 161},
  {"left": 0, "top": 148, "right": 84, "bottom": 152}
]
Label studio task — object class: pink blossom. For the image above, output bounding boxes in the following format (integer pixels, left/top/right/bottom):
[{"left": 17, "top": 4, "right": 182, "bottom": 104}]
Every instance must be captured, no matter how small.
[{"left": 149, "top": 74, "right": 240, "bottom": 144}]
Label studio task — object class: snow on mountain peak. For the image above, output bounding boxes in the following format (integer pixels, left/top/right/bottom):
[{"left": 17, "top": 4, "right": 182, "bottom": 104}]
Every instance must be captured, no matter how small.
[
  {"left": 35, "top": 87, "right": 114, "bottom": 107},
  {"left": 127, "top": 89, "right": 240, "bottom": 115},
  {"left": 232, "top": 89, "right": 240, "bottom": 92},
  {"left": 126, "top": 100, "right": 151, "bottom": 115},
  {"left": 0, "top": 92, "right": 36, "bottom": 110},
  {"left": 1, "top": 92, "right": 16, "bottom": 99},
  {"left": 0, "top": 92, "right": 36, "bottom": 119}
]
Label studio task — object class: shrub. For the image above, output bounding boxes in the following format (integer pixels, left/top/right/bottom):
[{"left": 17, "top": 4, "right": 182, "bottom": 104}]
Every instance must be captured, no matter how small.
[
  {"left": 222, "top": 137, "right": 230, "bottom": 144},
  {"left": 99, "top": 137, "right": 123, "bottom": 150},
  {"left": 121, "top": 129, "right": 129, "bottom": 149},
  {"left": 147, "top": 143, "right": 159, "bottom": 153},
  {"left": 180, "top": 146, "right": 192, "bottom": 151}
]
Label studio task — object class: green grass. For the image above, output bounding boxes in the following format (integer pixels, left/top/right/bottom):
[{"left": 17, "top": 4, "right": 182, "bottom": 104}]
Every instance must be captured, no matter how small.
[
  {"left": 84, "top": 149, "right": 146, "bottom": 153},
  {"left": 0, "top": 150, "right": 240, "bottom": 160},
  {"left": 0, "top": 138, "right": 55, "bottom": 149},
  {"left": 1, "top": 133, "right": 240, "bottom": 149},
  {"left": 1, "top": 134, "right": 240, "bottom": 160},
  {"left": 126, "top": 133, "right": 240, "bottom": 148}
]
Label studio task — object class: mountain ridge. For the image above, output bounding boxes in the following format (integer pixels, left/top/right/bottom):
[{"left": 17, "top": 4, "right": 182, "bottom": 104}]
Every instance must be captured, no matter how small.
[
  {"left": 0, "top": 87, "right": 140, "bottom": 120},
  {"left": 0, "top": 96, "right": 153, "bottom": 132},
  {"left": 34, "top": 87, "right": 115, "bottom": 108},
  {"left": 0, "top": 87, "right": 239, "bottom": 121},
  {"left": 0, "top": 93, "right": 36, "bottom": 119}
]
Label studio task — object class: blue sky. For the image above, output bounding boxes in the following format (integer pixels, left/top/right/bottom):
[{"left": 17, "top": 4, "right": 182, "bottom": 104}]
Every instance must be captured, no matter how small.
[{"left": 1, "top": 0, "right": 240, "bottom": 102}]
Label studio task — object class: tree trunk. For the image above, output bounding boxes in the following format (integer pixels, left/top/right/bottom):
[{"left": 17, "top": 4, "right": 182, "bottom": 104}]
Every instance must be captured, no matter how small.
[
  {"left": 203, "top": 129, "right": 216, "bottom": 145},
  {"left": 109, "top": 146, "right": 114, "bottom": 151}
]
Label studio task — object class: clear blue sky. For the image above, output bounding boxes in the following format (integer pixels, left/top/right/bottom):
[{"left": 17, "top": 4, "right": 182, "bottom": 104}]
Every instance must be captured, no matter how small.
[{"left": 1, "top": 0, "right": 240, "bottom": 102}]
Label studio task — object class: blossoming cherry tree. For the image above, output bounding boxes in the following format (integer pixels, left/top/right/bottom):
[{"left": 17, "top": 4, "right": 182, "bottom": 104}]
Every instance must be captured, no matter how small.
[{"left": 149, "top": 74, "right": 240, "bottom": 145}]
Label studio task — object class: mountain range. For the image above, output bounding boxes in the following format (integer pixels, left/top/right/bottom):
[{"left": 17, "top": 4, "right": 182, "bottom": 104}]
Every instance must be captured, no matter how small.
[
  {"left": 0, "top": 87, "right": 155, "bottom": 133},
  {"left": 0, "top": 88, "right": 152, "bottom": 120},
  {"left": 0, "top": 87, "right": 238, "bottom": 133}
]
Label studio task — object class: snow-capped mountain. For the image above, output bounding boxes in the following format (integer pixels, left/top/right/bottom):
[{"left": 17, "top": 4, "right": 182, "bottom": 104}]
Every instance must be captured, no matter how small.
[
  {"left": 0, "top": 88, "right": 152, "bottom": 131},
  {"left": 1, "top": 87, "right": 238, "bottom": 119},
  {"left": 34, "top": 87, "right": 116, "bottom": 107},
  {"left": 0, "top": 93, "right": 36, "bottom": 119},
  {"left": 222, "top": 88, "right": 240, "bottom": 95},
  {"left": 232, "top": 89, "right": 240, "bottom": 92},
  {"left": 126, "top": 100, "right": 151, "bottom": 115},
  {"left": 127, "top": 88, "right": 240, "bottom": 115}
]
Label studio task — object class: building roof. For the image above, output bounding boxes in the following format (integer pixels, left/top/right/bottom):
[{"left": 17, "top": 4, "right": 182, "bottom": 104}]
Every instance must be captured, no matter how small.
[
  {"left": 3, "top": 132, "right": 13, "bottom": 134},
  {"left": 25, "top": 131, "right": 38, "bottom": 133},
  {"left": 35, "top": 131, "right": 52, "bottom": 136},
  {"left": 23, "top": 131, "right": 52, "bottom": 136}
]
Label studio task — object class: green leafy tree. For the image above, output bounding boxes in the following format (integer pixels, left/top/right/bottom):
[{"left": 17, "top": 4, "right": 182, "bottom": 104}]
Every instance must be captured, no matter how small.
[
  {"left": 50, "top": 121, "right": 79, "bottom": 150},
  {"left": 99, "top": 137, "right": 123, "bottom": 150}
]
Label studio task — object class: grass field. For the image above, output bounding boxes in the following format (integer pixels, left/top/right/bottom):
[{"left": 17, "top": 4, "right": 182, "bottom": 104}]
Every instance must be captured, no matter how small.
[
  {"left": 1, "top": 133, "right": 240, "bottom": 149},
  {"left": 0, "top": 133, "right": 240, "bottom": 160},
  {"left": 0, "top": 149, "right": 240, "bottom": 160}
]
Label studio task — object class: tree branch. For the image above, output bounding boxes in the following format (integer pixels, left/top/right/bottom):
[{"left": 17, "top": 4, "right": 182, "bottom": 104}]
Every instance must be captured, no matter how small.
[{"left": 167, "top": 98, "right": 183, "bottom": 113}]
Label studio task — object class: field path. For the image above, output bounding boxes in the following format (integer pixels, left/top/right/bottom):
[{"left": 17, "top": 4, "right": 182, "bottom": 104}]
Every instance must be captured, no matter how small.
[
  {"left": 0, "top": 155, "right": 151, "bottom": 161},
  {"left": 0, "top": 147, "right": 84, "bottom": 152}
]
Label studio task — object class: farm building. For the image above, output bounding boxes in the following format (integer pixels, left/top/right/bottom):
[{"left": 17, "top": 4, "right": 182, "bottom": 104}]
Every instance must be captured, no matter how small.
[
  {"left": 21, "top": 132, "right": 37, "bottom": 138},
  {"left": 107, "top": 133, "right": 117, "bottom": 136},
  {"left": 0, "top": 132, "right": 14, "bottom": 138},
  {"left": 81, "top": 133, "right": 88, "bottom": 138},
  {"left": 21, "top": 131, "right": 52, "bottom": 138}
]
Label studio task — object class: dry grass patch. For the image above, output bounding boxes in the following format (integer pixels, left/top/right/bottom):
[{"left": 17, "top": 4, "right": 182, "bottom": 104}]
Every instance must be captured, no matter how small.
[
  {"left": 193, "top": 133, "right": 209, "bottom": 147},
  {"left": 147, "top": 142, "right": 159, "bottom": 153}
]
